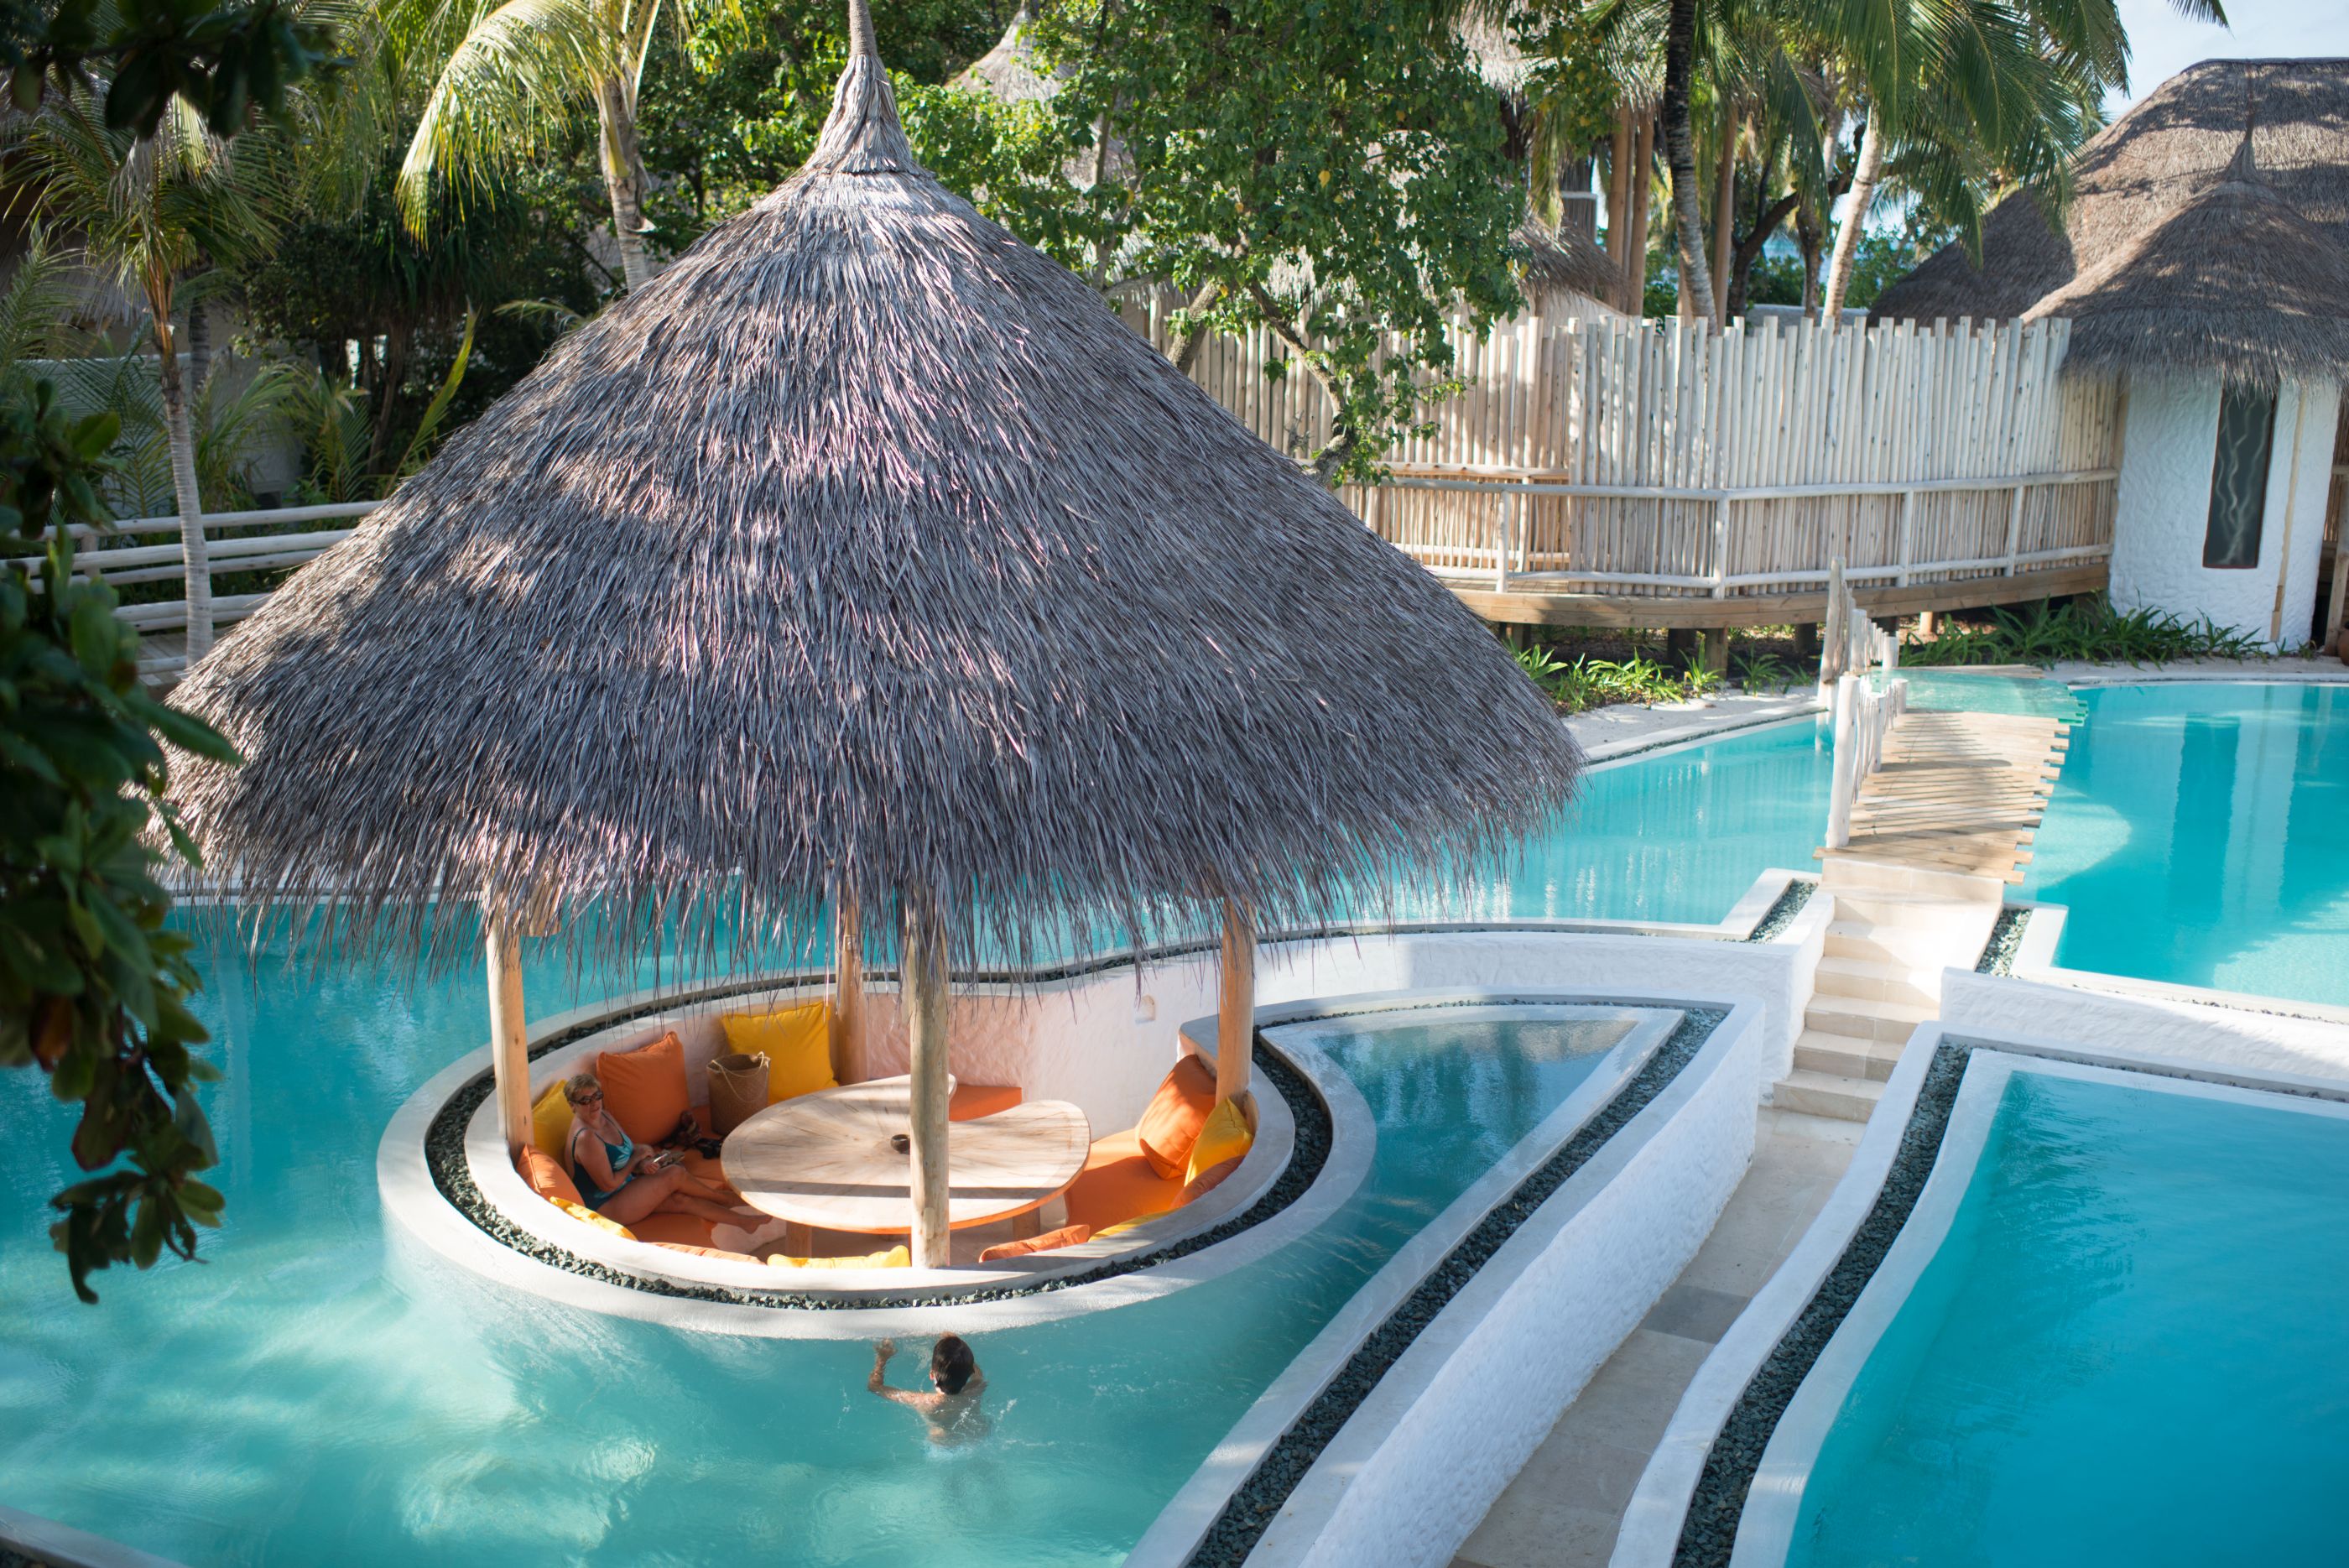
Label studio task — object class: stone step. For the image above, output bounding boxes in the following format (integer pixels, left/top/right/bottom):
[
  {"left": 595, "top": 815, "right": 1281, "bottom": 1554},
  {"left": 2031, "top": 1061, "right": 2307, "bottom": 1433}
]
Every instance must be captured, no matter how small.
[
  {"left": 1822, "top": 919, "right": 1953, "bottom": 969},
  {"left": 1792, "top": 1029, "right": 1903, "bottom": 1082},
  {"left": 1773, "top": 1068, "right": 1888, "bottom": 1123},
  {"left": 1805, "top": 992, "right": 1937, "bottom": 1044},
  {"left": 1827, "top": 890, "right": 1999, "bottom": 940},
  {"left": 1815, "top": 955, "right": 1940, "bottom": 1008},
  {"left": 1820, "top": 854, "right": 2008, "bottom": 906}
]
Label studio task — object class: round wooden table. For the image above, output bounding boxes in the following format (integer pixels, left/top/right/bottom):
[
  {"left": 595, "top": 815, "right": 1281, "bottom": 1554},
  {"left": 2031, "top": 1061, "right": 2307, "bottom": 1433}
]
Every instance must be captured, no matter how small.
[{"left": 721, "top": 1076, "right": 1091, "bottom": 1250}]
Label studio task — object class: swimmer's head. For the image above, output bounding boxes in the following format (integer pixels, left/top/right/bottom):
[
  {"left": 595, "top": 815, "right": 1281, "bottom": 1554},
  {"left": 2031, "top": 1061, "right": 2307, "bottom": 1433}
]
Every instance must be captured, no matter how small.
[{"left": 930, "top": 1336, "right": 976, "bottom": 1395}]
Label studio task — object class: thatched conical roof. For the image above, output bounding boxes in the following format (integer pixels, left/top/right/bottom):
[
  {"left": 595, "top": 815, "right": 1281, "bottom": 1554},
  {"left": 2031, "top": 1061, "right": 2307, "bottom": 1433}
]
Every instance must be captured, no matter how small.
[
  {"left": 164, "top": 0, "right": 1582, "bottom": 968},
  {"left": 2023, "top": 132, "right": 2349, "bottom": 384},
  {"left": 1872, "top": 57, "right": 2349, "bottom": 383},
  {"left": 1516, "top": 216, "right": 1622, "bottom": 313}
]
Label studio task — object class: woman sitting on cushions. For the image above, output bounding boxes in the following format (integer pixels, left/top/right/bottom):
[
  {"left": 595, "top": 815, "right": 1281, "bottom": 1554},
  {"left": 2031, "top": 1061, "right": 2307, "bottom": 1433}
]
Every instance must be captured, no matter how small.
[{"left": 564, "top": 1071, "right": 747, "bottom": 1228}]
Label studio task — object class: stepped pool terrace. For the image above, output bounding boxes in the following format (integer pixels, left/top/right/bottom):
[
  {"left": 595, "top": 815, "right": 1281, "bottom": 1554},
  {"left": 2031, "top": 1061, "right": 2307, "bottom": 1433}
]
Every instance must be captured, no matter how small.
[{"left": 1, "top": 895, "right": 1773, "bottom": 1568}]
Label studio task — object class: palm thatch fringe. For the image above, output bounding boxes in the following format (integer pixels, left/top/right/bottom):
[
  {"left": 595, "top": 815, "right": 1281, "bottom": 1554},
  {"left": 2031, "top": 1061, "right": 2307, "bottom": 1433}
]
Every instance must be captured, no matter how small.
[
  {"left": 162, "top": 0, "right": 1583, "bottom": 979},
  {"left": 1872, "top": 57, "right": 2349, "bottom": 383},
  {"left": 2024, "top": 131, "right": 2349, "bottom": 386}
]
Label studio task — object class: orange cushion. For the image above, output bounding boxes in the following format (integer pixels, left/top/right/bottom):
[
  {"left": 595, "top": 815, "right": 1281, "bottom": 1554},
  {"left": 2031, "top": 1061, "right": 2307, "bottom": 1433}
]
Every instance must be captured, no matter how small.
[
  {"left": 1180, "top": 1156, "right": 1243, "bottom": 1205},
  {"left": 597, "top": 1031, "right": 691, "bottom": 1144},
  {"left": 628, "top": 1211, "right": 718, "bottom": 1249},
  {"left": 515, "top": 1144, "right": 582, "bottom": 1207},
  {"left": 1134, "top": 1055, "right": 1217, "bottom": 1179},
  {"left": 949, "top": 1082, "right": 1023, "bottom": 1122},
  {"left": 1064, "top": 1128, "right": 1185, "bottom": 1233},
  {"left": 978, "top": 1223, "right": 1091, "bottom": 1262},
  {"left": 653, "top": 1242, "right": 758, "bottom": 1264},
  {"left": 677, "top": 1149, "right": 742, "bottom": 1203}
]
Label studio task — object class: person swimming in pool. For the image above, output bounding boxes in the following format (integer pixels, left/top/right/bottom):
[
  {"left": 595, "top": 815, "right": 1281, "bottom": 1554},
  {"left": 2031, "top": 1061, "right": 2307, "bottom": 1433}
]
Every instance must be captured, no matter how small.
[{"left": 867, "top": 1336, "right": 990, "bottom": 1445}]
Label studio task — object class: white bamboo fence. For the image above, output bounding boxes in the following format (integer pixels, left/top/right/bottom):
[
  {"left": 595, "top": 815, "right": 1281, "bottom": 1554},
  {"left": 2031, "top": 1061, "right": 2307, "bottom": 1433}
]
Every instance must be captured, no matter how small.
[
  {"left": 4, "top": 501, "right": 373, "bottom": 675},
  {"left": 1129, "top": 300, "right": 2122, "bottom": 612}
]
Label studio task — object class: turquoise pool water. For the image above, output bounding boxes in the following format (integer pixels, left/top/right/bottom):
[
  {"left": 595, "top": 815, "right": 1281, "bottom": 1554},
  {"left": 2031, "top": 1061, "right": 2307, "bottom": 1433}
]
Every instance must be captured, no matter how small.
[
  {"left": 1450, "top": 716, "right": 1830, "bottom": 926},
  {"left": 2019, "top": 682, "right": 2349, "bottom": 1006},
  {"left": 1788, "top": 1069, "right": 2349, "bottom": 1567},
  {"left": 0, "top": 969, "right": 1634, "bottom": 1565}
]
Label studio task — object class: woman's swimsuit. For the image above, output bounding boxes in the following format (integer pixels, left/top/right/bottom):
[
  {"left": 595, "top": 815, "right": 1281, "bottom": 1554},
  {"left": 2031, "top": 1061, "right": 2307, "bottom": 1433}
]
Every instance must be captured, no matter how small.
[{"left": 572, "top": 1123, "right": 637, "bottom": 1210}]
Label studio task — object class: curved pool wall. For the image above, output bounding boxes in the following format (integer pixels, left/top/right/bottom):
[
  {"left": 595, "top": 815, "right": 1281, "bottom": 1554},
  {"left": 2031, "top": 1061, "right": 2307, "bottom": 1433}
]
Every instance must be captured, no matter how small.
[
  {"left": 1143, "top": 993, "right": 1763, "bottom": 1568},
  {"left": 1610, "top": 1014, "right": 2349, "bottom": 1568}
]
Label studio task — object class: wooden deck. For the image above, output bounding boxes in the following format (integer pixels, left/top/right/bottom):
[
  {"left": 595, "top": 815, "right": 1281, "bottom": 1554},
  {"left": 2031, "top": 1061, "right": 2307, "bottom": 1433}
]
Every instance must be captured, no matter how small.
[{"left": 1821, "top": 706, "right": 2070, "bottom": 884}]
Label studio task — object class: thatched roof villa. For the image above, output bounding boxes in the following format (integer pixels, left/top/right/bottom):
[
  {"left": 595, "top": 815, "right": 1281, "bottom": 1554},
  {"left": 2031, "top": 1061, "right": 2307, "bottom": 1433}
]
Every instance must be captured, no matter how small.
[
  {"left": 1873, "top": 59, "right": 2349, "bottom": 649},
  {"left": 162, "top": 0, "right": 1581, "bottom": 1266}
]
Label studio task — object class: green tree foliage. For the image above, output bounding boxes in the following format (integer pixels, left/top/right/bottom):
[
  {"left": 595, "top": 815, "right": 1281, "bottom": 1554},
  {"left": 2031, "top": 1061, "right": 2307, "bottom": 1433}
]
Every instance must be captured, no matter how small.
[
  {"left": 633, "top": 2, "right": 1083, "bottom": 262},
  {"left": 2, "top": 0, "right": 344, "bottom": 138},
  {"left": 1027, "top": 0, "right": 1526, "bottom": 483},
  {"left": 0, "top": 382, "right": 239, "bottom": 1302}
]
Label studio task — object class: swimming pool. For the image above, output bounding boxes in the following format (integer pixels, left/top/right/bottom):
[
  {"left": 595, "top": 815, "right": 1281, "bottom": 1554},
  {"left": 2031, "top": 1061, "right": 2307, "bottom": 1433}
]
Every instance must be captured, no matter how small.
[
  {"left": 1763, "top": 1060, "right": 2349, "bottom": 1567},
  {"left": 2019, "top": 682, "right": 2349, "bottom": 1007},
  {"left": 0, "top": 954, "right": 1670, "bottom": 1564}
]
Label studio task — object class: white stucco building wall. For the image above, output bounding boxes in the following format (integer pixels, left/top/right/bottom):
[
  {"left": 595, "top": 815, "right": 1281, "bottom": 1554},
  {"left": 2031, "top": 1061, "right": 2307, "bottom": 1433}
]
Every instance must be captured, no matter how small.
[{"left": 2109, "top": 372, "right": 2342, "bottom": 646}]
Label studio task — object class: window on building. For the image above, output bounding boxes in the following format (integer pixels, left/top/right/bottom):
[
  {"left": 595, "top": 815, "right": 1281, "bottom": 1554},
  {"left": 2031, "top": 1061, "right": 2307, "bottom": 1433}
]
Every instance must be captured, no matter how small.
[{"left": 2203, "top": 383, "right": 2276, "bottom": 570}]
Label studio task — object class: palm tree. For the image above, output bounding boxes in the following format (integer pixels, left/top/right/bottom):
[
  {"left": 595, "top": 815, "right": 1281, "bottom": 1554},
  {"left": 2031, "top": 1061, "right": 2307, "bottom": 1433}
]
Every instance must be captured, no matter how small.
[
  {"left": 396, "top": 0, "right": 690, "bottom": 291},
  {"left": 1817, "top": 0, "right": 2227, "bottom": 315},
  {"left": 7, "top": 92, "right": 286, "bottom": 659}
]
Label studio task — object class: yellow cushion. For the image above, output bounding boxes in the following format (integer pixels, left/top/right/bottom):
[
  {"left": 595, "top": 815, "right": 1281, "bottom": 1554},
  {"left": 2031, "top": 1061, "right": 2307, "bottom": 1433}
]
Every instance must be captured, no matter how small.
[
  {"left": 529, "top": 1081, "right": 574, "bottom": 1161},
  {"left": 1185, "top": 1097, "right": 1254, "bottom": 1185},
  {"left": 722, "top": 1003, "right": 837, "bottom": 1103},
  {"left": 551, "top": 1197, "right": 637, "bottom": 1241},
  {"left": 768, "top": 1245, "right": 909, "bottom": 1271}
]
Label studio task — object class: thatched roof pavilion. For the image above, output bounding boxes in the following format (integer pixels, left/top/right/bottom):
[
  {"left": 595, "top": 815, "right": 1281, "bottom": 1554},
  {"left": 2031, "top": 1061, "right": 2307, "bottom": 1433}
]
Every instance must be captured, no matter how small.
[
  {"left": 2022, "top": 133, "right": 2349, "bottom": 386},
  {"left": 1872, "top": 57, "right": 2349, "bottom": 352},
  {"left": 164, "top": 0, "right": 1581, "bottom": 1264}
]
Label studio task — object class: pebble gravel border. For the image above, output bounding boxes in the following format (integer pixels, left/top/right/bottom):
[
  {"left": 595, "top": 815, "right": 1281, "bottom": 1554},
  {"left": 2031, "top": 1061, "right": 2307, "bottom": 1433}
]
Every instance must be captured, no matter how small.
[
  {"left": 1187, "top": 1005, "right": 1728, "bottom": 1567},
  {"left": 421, "top": 982, "right": 1331, "bottom": 1310},
  {"left": 1742, "top": 879, "right": 1815, "bottom": 943},
  {"left": 1975, "top": 907, "right": 2029, "bottom": 975},
  {"left": 1669, "top": 1039, "right": 1974, "bottom": 1568}
]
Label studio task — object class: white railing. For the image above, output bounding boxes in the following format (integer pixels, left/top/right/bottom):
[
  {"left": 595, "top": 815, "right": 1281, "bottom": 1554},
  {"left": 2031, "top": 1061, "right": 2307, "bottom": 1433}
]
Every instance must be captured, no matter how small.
[
  {"left": 1821, "top": 566, "right": 1905, "bottom": 849},
  {"left": 3, "top": 500, "right": 378, "bottom": 667}
]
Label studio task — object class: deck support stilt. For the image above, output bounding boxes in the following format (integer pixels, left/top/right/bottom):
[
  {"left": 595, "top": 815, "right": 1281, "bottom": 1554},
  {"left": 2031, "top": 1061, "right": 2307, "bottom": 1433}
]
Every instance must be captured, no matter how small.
[
  {"left": 484, "top": 908, "right": 531, "bottom": 1156},
  {"left": 902, "top": 897, "right": 953, "bottom": 1269},
  {"left": 1217, "top": 900, "right": 1256, "bottom": 1120}
]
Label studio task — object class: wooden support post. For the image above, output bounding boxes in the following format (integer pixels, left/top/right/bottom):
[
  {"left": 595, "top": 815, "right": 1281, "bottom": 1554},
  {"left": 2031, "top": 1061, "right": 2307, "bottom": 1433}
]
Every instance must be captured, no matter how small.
[
  {"left": 1666, "top": 627, "right": 1696, "bottom": 668},
  {"left": 1794, "top": 622, "right": 1819, "bottom": 661},
  {"left": 901, "top": 897, "right": 952, "bottom": 1270},
  {"left": 1217, "top": 901, "right": 1256, "bottom": 1117},
  {"left": 1915, "top": 609, "right": 1937, "bottom": 639},
  {"left": 484, "top": 907, "right": 531, "bottom": 1157},
  {"left": 1826, "top": 674, "right": 1859, "bottom": 849},
  {"left": 1700, "top": 628, "right": 1730, "bottom": 675},
  {"left": 2003, "top": 484, "right": 2024, "bottom": 578},
  {"left": 830, "top": 895, "right": 866, "bottom": 1086}
]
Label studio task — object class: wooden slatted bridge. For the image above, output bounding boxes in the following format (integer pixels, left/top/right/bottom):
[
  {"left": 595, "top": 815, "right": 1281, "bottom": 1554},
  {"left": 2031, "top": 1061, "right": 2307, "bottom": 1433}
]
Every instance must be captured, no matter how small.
[{"left": 1823, "top": 704, "right": 2070, "bottom": 886}]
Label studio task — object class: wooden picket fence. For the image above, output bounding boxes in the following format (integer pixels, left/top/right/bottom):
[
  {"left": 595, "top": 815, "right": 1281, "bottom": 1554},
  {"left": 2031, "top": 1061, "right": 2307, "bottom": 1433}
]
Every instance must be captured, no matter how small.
[{"left": 1128, "top": 300, "right": 2122, "bottom": 614}]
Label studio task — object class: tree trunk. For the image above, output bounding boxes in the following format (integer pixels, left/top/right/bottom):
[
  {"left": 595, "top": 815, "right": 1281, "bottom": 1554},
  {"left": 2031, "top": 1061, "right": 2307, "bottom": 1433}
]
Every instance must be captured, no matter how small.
[
  {"left": 1603, "top": 108, "right": 1633, "bottom": 306},
  {"left": 1710, "top": 102, "right": 1738, "bottom": 324},
  {"left": 155, "top": 315, "right": 214, "bottom": 661},
  {"left": 367, "top": 326, "right": 412, "bottom": 481},
  {"left": 185, "top": 295, "right": 211, "bottom": 399},
  {"left": 1624, "top": 114, "right": 1657, "bottom": 314},
  {"left": 1660, "top": 0, "right": 1717, "bottom": 328},
  {"left": 1798, "top": 198, "right": 1823, "bottom": 319},
  {"left": 1165, "top": 279, "right": 1222, "bottom": 376},
  {"left": 1821, "top": 112, "right": 1884, "bottom": 318},
  {"left": 1729, "top": 190, "right": 1803, "bottom": 318},
  {"left": 595, "top": 76, "right": 654, "bottom": 293}
]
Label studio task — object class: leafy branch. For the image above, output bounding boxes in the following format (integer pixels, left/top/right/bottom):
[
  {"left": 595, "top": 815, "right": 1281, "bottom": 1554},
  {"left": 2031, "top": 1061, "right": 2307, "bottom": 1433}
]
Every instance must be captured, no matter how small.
[{"left": 0, "top": 379, "right": 242, "bottom": 1301}]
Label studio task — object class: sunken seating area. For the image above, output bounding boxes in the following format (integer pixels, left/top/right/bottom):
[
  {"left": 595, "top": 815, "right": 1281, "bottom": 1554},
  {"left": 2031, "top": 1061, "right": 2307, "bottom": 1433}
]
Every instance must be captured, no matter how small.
[
  {"left": 1061, "top": 1054, "right": 1254, "bottom": 1238},
  {"left": 513, "top": 998, "right": 1024, "bottom": 1268}
]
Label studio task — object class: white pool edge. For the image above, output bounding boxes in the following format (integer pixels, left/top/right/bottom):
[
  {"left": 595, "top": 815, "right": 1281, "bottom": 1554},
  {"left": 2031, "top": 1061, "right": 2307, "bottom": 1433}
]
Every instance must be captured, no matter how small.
[
  {"left": 1612, "top": 1021, "right": 2349, "bottom": 1568},
  {"left": 1126, "top": 994, "right": 1762, "bottom": 1568},
  {"left": 0, "top": 1504, "right": 190, "bottom": 1568},
  {"left": 1727, "top": 1049, "right": 2349, "bottom": 1566}
]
